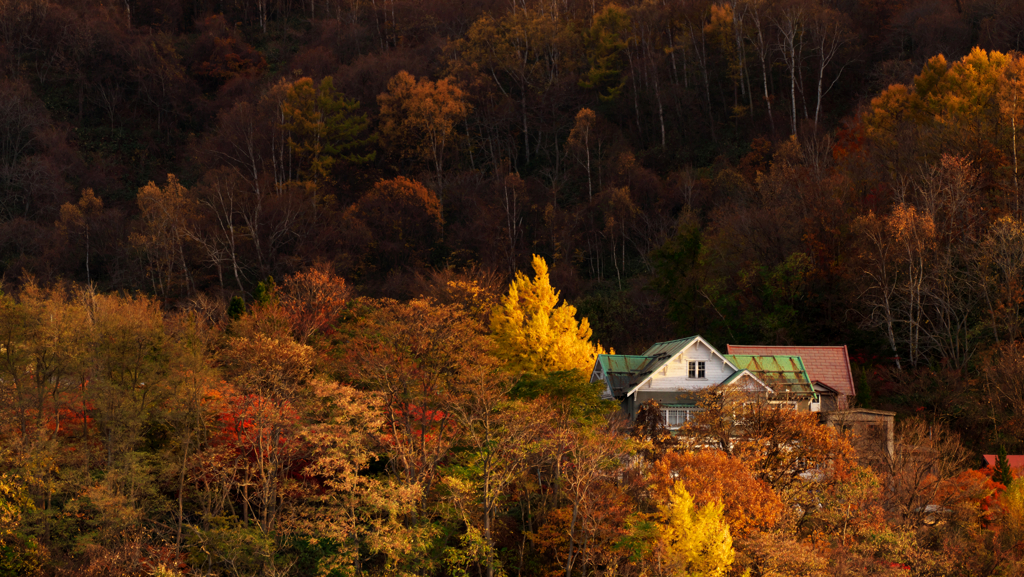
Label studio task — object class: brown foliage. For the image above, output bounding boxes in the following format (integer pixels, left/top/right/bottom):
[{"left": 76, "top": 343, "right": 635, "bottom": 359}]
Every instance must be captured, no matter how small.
[
  {"left": 348, "top": 177, "right": 442, "bottom": 271},
  {"left": 187, "top": 15, "right": 266, "bottom": 92}
]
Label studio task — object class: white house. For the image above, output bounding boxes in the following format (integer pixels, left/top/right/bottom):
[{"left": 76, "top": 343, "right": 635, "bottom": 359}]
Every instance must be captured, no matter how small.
[{"left": 591, "top": 336, "right": 820, "bottom": 427}]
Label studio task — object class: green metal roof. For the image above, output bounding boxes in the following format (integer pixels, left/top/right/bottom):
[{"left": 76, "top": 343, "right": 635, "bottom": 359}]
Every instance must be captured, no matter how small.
[
  {"left": 722, "top": 354, "right": 814, "bottom": 394},
  {"left": 639, "top": 337, "right": 698, "bottom": 359},
  {"left": 595, "top": 337, "right": 704, "bottom": 398},
  {"left": 597, "top": 355, "right": 651, "bottom": 374}
]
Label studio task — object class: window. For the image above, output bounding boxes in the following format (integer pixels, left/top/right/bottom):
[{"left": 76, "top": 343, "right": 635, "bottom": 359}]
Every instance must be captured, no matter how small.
[
  {"left": 661, "top": 407, "right": 701, "bottom": 429},
  {"left": 687, "top": 361, "right": 706, "bottom": 379}
]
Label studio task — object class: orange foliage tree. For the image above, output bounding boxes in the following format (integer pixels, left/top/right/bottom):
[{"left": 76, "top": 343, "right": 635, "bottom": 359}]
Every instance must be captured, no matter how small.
[
  {"left": 650, "top": 449, "right": 782, "bottom": 537},
  {"left": 682, "top": 393, "right": 854, "bottom": 514},
  {"left": 278, "top": 264, "right": 351, "bottom": 344},
  {"left": 377, "top": 71, "right": 471, "bottom": 196}
]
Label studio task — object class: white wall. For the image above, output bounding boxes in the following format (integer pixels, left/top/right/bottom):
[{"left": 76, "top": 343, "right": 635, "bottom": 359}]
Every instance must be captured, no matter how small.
[{"left": 641, "top": 340, "right": 734, "bottom": 393}]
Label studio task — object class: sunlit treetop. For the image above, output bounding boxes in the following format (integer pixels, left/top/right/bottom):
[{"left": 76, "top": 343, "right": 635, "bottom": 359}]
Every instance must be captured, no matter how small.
[{"left": 490, "top": 255, "right": 607, "bottom": 375}]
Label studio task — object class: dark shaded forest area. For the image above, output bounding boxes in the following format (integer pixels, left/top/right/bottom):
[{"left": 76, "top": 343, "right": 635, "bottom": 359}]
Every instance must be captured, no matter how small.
[{"left": 6, "top": 0, "right": 1024, "bottom": 575}]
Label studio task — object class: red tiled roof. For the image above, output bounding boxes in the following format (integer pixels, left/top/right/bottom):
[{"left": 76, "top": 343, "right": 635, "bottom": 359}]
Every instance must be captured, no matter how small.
[
  {"left": 726, "top": 345, "right": 856, "bottom": 408},
  {"left": 983, "top": 455, "right": 1024, "bottom": 472}
]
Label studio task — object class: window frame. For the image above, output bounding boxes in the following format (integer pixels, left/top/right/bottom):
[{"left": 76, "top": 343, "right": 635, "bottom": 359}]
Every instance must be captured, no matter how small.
[
  {"left": 660, "top": 406, "right": 701, "bottom": 429},
  {"left": 687, "top": 360, "right": 706, "bottom": 379}
]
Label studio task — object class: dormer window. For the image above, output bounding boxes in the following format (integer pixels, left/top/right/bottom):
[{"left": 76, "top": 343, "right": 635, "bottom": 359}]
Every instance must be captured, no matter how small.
[{"left": 688, "top": 361, "right": 705, "bottom": 379}]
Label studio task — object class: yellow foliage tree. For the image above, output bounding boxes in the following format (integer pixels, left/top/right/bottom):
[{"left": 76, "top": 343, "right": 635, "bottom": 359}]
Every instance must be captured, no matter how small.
[
  {"left": 864, "top": 48, "right": 1017, "bottom": 172},
  {"left": 0, "top": 474, "right": 27, "bottom": 540},
  {"left": 651, "top": 450, "right": 782, "bottom": 537},
  {"left": 490, "top": 255, "right": 605, "bottom": 374},
  {"left": 999, "top": 477, "right": 1024, "bottom": 548},
  {"left": 657, "top": 481, "right": 734, "bottom": 577}
]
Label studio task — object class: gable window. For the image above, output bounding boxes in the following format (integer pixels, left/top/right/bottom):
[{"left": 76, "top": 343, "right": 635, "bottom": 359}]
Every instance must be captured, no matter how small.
[{"left": 688, "top": 361, "right": 706, "bottom": 379}]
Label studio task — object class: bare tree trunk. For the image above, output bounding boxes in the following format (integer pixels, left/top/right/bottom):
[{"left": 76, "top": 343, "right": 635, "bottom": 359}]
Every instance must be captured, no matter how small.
[{"left": 688, "top": 21, "right": 716, "bottom": 141}]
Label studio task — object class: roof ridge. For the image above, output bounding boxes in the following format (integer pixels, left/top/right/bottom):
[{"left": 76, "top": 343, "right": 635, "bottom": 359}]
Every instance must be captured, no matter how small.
[
  {"left": 727, "top": 344, "right": 849, "bottom": 350},
  {"left": 649, "top": 336, "right": 697, "bottom": 346}
]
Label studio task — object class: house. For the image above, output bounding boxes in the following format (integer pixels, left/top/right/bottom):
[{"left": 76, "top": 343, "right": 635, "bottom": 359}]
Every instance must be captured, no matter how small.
[
  {"left": 592, "top": 336, "right": 818, "bottom": 427},
  {"left": 725, "top": 344, "right": 857, "bottom": 409},
  {"left": 724, "top": 346, "right": 904, "bottom": 464},
  {"left": 592, "top": 336, "right": 897, "bottom": 469}
]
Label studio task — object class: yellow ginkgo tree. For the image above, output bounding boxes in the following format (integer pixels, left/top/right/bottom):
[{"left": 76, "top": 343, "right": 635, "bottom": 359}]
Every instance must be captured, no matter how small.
[
  {"left": 657, "top": 481, "right": 735, "bottom": 577},
  {"left": 490, "top": 255, "right": 606, "bottom": 375}
]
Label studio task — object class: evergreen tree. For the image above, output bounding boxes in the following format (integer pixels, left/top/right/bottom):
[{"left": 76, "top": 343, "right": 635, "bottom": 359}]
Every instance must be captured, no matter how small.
[
  {"left": 227, "top": 296, "right": 246, "bottom": 320},
  {"left": 580, "top": 4, "right": 630, "bottom": 102},
  {"left": 995, "top": 446, "right": 1015, "bottom": 487},
  {"left": 281, "top": 76, "right": 376, "bottom": 183}
]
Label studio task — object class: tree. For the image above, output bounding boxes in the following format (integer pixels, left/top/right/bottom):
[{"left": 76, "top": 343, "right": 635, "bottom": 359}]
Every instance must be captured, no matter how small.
[
  {"left": 865, "top": 49, "right": 1012, "bottom": 172},
  {"left": 87, "top": 293, "right": 170, "bottom": 467},
  {"left": 442, "top": 379, "right": 537, "bottom": 577},
  {"left": 377, "top": 71, "right": 470, "bottom": 197},
  {"left": 0, "top": 79, "right": 50, "bottom": 219},
  {"left": 998, "top": 477, "right": 1024, "bottom": 553},
  {"left": 883, "top": 417, "right": 970, "bottom": 526},
  {"left": 0, "top": 282, "right": 89, "bottom": 452},
  {"left": 855, "top": 204, "right": 938, "bottom": 369},
  {"left": 132, "top": 175, "right": 198, "bottom": 298},
  {"left": 490, "top": 255, "right": 606, "bottom": 375},
  {"left": 976, "top": 216, "right": 1024, "bottom": 344},
  {"left": 302, "top": 383, "right": 424, "bottom": 576},
  {"left": 565, "top": 109, "right": 602, "bottom": 201},
  {"left": 773, "top": 0, "right": 805, "bottom": 136},
  {"left": 556, "top": 427, "right": 634, "bottom": 577},
  {"left": 742, "top": 0, "right": 779, "bottom": 134},
  {"left": 186, "top": 15, "right": 265, "bottom": 93},
  {"left": 656, "top": 481, "right": 734, "bottom": 577},
  {"left": 1000, "top": 56, "right": 1024, "bottom": 213},
  {"left": 451, "top": 9, "right": 579, "bottom": 168},
  {"left": 580, "top": 5, "right": 630, "bottom": 102},
  {"left": 281, "top": 76, "right": 375, "bottom": 185},
  {"left": 806, "top": 5, "right": 853, "bottom": 128},
  {"left": 995, "top": 446, "right": 1015, "bottom": 487},
  {"left": 682, "top": 392, "right": 854, "bottom": 512},
  {"left": 344, "top": 298, "right": 499, "bottom": 494},
  {"left": 0, "top": 473, "right": 42, "bottom": 575},
  {"left": 348, "top": 177, "right": 442, "bottom": 272},
  {"left": 742, "top": 531, "right": 829, "bottom": 577},
  {"left": 278, "top": 264, "right": 351, "bottom": 344},
  {"left": 651, "top": 449, "right": 782, "bottom": 537},
  {"left": 57, "top": 189, "right": 104, "bottom": 285}
]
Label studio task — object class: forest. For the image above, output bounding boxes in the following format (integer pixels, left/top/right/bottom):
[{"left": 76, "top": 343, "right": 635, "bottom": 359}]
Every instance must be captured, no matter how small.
[{"left": 5, "top": 0, "right": 1024, "bottom": 574}]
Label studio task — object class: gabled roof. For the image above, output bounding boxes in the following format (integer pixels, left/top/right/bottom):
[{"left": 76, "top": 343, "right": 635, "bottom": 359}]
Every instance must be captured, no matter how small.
[
  {"left": 983, "top": 454, "right": 1024, "bottom": 472},
  {"left": 723, "top": 354, "right": 814, "bottom": 394},
  {"left": 718, "top": 369, "right": 773, "bottom": 393},
  {"left": 726, "top": 345, "right": 856, "bottom": 404},
  {"left": 593, "top": 354, "right": 652, "bottom": 398},
  {"left": 591, "top": 336, "right": 735, "bottom": 400},
  {"left": 812, "top": 381, "right": 841, "bottom": 396},
  {"left": 639, "top": 336, "right": 699, "bottom": 359}
]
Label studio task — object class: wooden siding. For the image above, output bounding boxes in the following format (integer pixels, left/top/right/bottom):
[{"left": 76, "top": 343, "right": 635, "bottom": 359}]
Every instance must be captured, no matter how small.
[{"left": 639, "top": 340, "right": 734, "bottom": 392}]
